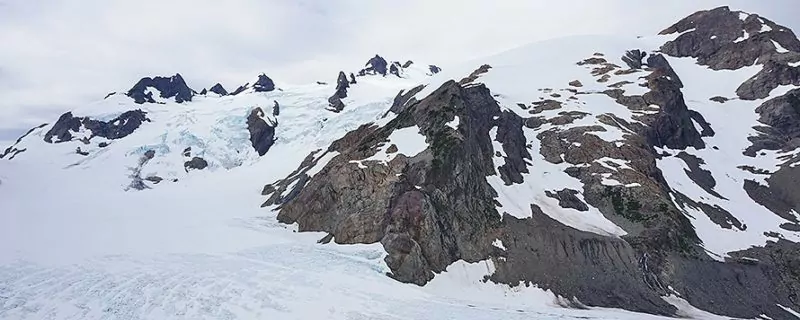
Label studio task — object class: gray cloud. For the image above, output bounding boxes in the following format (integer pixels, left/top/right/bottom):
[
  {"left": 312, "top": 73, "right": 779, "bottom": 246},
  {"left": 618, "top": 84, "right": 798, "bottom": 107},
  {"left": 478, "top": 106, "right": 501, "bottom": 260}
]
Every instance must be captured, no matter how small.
[{"left": 0, "top": 0, "right": 797, "bottom": 139}]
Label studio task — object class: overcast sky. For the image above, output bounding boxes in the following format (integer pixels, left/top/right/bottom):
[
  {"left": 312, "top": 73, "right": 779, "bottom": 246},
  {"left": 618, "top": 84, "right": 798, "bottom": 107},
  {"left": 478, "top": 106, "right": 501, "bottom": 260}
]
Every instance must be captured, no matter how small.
[{"left": 0, "top": 0, "right": 797, "bottom": 140}]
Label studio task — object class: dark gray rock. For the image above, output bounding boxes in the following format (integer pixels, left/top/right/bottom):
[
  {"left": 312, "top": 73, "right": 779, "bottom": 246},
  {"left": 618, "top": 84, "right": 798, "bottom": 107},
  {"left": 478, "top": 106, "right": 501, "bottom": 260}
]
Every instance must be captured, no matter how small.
[
  {"left": 402, "top": 60, "right": 414, "bottom": 68},
  {"left": 781, "top": 223, "right": 800, "bottom": 231},
  {"left": 545, "top": 189, "right": 589, "bottom": 211},
  {"left": 388, "top": 85, "right": 425, "bottom": 115},
  {"left": 669, "top": 239, "right": 800, "bottom": 319},
  {"left": 75, "top": 147, "right": 89, "bottom": 156},
  {"left": 621, "top": 49, "right": 647, "bottom": 69},
  {"left": 327, "top": 95, "right": 346, "bottom": 113},
  {"left": 230, "top": 83, "right": 249, "bottom": 96},
  {"left": 43, "top": 110, "right": 149, "bottom": 144},
  {"left": 82, "top": 110, "right": 150, "bottom": 140},
  {"left": 491, "top": 208, "right": 676, "bottom": 316},
  {"left": 184, "top": 157, "right": 208, "bottom": 171},
  {"left": 44, "top": 112, "right": 82, "bottom": 143},
  {"left": 674, "top": 152, "right": 724, "bottom": 199},
  {"left": 358, "top": 55, "right": 389, "bottom": 76},
  {"left": 253, "top": 74, "right": 276, "bottom": 92},
  {"left": 745, "top": 88, "right": 800, "bottom": 155},
  {"left": 126, "top": 73, "right": 195, "bottom": 104},
  {"left": 660, "top": 6, "right": 800, "bottom": 71},
  {"left": 144, "top": 176, "right": 163, "bottom": 184},
  {"left": 495, "top": 111, "right": 531, "bottom": 185},
  {"left": 389, "top": 62, "right": 402, "bottom": 77},
  {"left": 349, "top": 73, "right": 357, "bottom": 84},
  {"left": 429, "top": 65, "right": 442, "bottom": 74},
  {"left": 640, "top": 59, "right": 706, "bottom": 149},
  {"left": 737, "top": 61, "right": 800, "bottom": 100},
  {"left": 645, "top": 54, "right": 683, "bottom": 88},
  {"left": 334, "top": 71, "right": 349, "bottom": 99},
  {"left": 273, "top": 100, "right": 280, "bottom": 116},
  {"left": 209, "top": 83, "right": 228, "bottom": 95},
  {"left": 246, "top": 107, "right": 277, "bottom": 156}
]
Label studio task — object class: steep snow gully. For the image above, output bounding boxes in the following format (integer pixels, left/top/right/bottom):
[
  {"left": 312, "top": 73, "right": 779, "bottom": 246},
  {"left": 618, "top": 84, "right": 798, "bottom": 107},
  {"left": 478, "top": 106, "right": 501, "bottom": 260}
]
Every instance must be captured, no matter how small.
[{"left": 2, "top": 6, "right": 800, "bottom": 320}]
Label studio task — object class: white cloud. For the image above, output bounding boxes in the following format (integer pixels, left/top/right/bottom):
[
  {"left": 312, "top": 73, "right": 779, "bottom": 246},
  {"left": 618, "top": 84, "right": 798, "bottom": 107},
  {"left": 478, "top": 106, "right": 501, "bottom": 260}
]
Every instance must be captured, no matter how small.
[{"left": 0, "top": 0, "right": 797, "bottom": 139}]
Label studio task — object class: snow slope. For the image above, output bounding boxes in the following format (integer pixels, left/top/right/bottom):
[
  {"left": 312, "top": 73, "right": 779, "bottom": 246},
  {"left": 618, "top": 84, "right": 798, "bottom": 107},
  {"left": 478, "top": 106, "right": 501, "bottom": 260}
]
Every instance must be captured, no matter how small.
[{"left": 1, "top": 35, "right": 794, "bottom": 319}]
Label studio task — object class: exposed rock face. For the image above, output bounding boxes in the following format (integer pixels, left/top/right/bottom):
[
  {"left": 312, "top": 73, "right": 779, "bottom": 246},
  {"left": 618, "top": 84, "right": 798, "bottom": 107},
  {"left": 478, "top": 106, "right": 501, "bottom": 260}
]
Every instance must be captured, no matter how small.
[
  {"left": 358, "top": 55, "right": 389, "bottom": 76},
  {"left": 349, "top": 73, "right": 357, "bottom": 84},
  {"left": 263, "top": 80, "right": 683, "bottom": 315},
  {"left": 44, "top": 112, "right": 82, "bottom": 143},
  {"left": 428, "top": 65, "right": 442, "bottom": 74},
  {"left": 660, "top": 6, "right": 800, "bottom": 71},
  {"left": 127, "top": 73, "right": 195, "bottom": 104},
  {"left": 746, "top": 88, "right": 800, "bottom": 156},
  {"left": 272, "top": 100, "right": 280, "bottom": 116},
  {"left": 389, "top": 62, "right": 401, "bottom": 77},
  {"left": 621, "top": 49, "right": 647, "bottom": 69},
  {"left": 659, "top": 6, "right": 800, "bottom": 101},
  {"left": 738, "top": 61, "right": 800, "bottom": 100},
  {"left": 43, "top": 110, "right": 150, "bottom": 144},
  {"left": 388, "top": 85, "right": 425, "bottom": 115},
  {"left": 253, "top": 74, "right": 276, "bottom": 92},
  {"left": 545, "top": 189, "right": 589, "bottom": 211},
  {"left": 246, "top": 107, "right": 277, "bottom": 156},
  {"left": 334, "top": 71, "right": 349, "bottom": 99},
  {"left": 639, "top": 57, "right": 707, "bottom": 149},
  {"left": 230, "top": 84, "right": 248, "bottom": 96},
  {"left": 209, "top": 83, "right": 228, "bottom": 96}
]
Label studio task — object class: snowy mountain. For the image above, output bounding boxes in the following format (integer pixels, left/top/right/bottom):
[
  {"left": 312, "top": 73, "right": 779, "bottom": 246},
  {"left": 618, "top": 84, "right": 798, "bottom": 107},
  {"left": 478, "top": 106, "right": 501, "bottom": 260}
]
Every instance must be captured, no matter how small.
[{"left": 2, "top": 6, "right": 800, "bottom": 320}]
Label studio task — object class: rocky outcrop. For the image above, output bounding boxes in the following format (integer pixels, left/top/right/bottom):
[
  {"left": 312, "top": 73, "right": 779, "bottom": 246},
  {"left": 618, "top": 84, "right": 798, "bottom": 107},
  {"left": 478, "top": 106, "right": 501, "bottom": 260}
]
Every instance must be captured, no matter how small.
[
  {"left": 326, "top": 71, "right": 352, "bottom": 113},
  {"left": 246, "top": 107, "right": 277, "bottom": 156},
  {"left": 745, "top": 88, "right": 800, "bottom": 156},
  {"left": 230, "top": 74, "right": 276, "bottom": 95},
  {"left": 43, "top": 112, "right": 82, "bottom": 143},
  {"left": 428, "top": 65, "right": 442, "bottom": 74},
  {"left": 737, "top": 61, "right": 800, "bottom": 100},
  {"left": 621, "top": 49, "right": 647, "bottom": 69},
  {"left": 349, "top": 73, "right": 357, "bottom": 84},
  {"left": 43, "top": 110, "right": 150, "bottom": 144},
  {"left": 263, "top": 79, "right": 691, "bottom": 315},
  {"left": 184, "top": 157, "right": 208, "bottom": 171},
  {"left": 127, "top": 73, "right": 195, "bottom": 104},
  {"left": 545, "top": 189, "right": 589, "bottom": 211},
  {"left": 389, "top": 62, "right": 401, "bottom": 77},
  {"left": 639, "top": 56, "right": 707, "bottom": 149},
  {"left": 209, "top": 83, "right": 228, "bottom": 96},
  {"left": 660, "top": 6, "right": 800, "bottom": 71},
  {"left": 334, "top": 71, "right": 349, "bottom": 99},
  {"left": 388, "top": 85, "right": 425, "bottom": 115},
  {"left": 358, "top": 55, "right": 389, "bottom": 76},
  {"left": 253, "top": 74, "right": 276, "bottom": 92}
]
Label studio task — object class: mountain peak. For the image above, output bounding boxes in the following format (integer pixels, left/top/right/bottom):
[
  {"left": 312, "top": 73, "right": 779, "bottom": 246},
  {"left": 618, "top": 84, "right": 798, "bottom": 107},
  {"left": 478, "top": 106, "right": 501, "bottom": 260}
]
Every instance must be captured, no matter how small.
[{"left": 126, "top": 73, "right": 195, "bottom": 104}]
